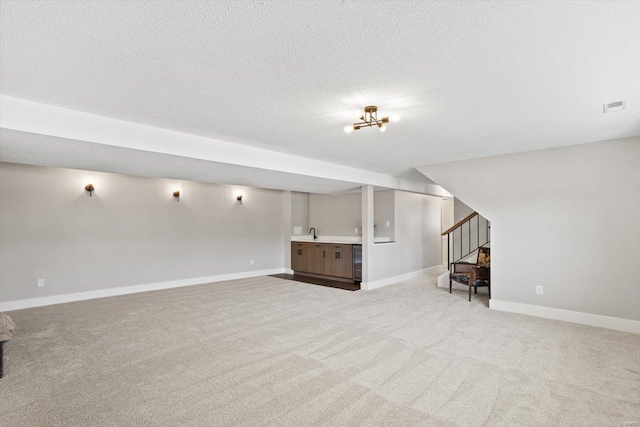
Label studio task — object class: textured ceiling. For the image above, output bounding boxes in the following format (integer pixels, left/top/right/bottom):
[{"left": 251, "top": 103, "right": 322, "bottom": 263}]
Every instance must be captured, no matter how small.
[{"left": 1, "top": 1, "right": 639, "bottom": 180}]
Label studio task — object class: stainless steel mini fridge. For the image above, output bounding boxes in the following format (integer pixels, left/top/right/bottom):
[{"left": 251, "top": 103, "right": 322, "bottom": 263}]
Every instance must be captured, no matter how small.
[{"left": 352, "top": 244, "right": 362, "bottom": 282}]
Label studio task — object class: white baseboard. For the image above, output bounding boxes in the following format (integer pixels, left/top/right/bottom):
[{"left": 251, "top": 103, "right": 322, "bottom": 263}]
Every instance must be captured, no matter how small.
[
  {"left": 0, "top": 268, "right": 286, "bottom": 312},
  {"left": 489, "top": 299, "right": 640, "bottom": 334},
  {"left": 362, "top": 265, "right": 444, "bottom": 291}
]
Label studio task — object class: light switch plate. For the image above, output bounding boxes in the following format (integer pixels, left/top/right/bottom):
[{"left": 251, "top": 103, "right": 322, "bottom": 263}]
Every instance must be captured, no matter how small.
[
  {"left": 37, "top": 278, "right": 45, "bottom": 288},
  {"left": 293, "top": 226, "right": 302, "bottom": 235},
  {"left": 535, "top": 285, "right": 543, "bottom": 295}
]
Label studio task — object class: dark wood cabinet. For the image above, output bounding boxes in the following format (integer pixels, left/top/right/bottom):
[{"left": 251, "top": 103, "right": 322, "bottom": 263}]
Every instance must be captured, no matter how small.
[
  {"left": 291, "top": 242, "right": 311, "bottom": 273},
  {"left": 311, "top": 243, "right": 327, "bottom": 275},
  {"left": 291, "top": 242, "right": 353, "bottom": 279},
  {"left": 327, "top": 244, "right": 353, "bottom": 278}
]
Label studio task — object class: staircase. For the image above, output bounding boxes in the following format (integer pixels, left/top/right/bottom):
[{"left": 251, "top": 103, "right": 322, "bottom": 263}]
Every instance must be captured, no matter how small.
[
  {"left": 442, "top": 211, "right": 490, "bottom": 270},
  {"left": 437, "top": 211, "right": 490, "bottom": 290}
]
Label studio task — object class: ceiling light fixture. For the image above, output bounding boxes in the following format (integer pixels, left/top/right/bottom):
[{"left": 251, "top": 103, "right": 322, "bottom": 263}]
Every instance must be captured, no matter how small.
[{"left": 345, "top": 106, "right": 396, "bottom": 133}]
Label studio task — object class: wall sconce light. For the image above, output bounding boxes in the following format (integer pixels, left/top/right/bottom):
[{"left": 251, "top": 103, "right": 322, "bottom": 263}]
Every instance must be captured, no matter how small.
[
  {"left": 173, "top": 190, "right": 180, "bottom": 201},
  {"left": 236, "top": 194, "right": 243, "bottom": 204},
  {"left": 85, "top": 183, "right": 95, "bottom": 197}
]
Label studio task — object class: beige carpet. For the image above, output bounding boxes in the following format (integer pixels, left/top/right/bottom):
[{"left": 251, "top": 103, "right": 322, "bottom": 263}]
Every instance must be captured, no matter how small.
[{"left": 1, "top": 274, "right": 638, "bottom": 426}]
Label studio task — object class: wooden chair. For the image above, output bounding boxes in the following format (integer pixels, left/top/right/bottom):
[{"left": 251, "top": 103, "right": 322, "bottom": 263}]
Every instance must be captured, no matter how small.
[
  {"left": 0, "top": 313, "right": 15, "bottom": 378},
  {"left": 449, "top": 247, "right": 490, "bottom": 301}
]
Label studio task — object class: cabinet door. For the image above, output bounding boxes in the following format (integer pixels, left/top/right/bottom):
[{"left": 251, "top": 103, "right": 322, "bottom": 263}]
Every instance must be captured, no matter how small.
[
  {"left": 291, "top": 242, "right": 311, "bottom": 273},
  {"left": 327, "top": 244, "right": 353, "bottom": 278},
  {"left": 311, "top": 243, "right": 328, "bottom": 275}
]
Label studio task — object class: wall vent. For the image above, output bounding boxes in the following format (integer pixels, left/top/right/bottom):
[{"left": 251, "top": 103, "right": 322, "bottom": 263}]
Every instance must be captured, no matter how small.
[{"left": 603, "top": 100, "right": 626, "bottom": 113}]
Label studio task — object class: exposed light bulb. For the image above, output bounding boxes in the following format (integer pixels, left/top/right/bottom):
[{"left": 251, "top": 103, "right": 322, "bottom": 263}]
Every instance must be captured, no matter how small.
[
  {"left": 344, "top": 125, "right": 354, "bottom": 133},
  {"left": 379, "top": 124, "right": 387, "bottom": 132},
  {"left": 391, "top": 115, "right": 401, "bottom": 123}
]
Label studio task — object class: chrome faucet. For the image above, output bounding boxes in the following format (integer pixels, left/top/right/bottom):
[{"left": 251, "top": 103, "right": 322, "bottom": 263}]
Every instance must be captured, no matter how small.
[{"left": 309, "top": 227, "right": 317, "bottom": 240}]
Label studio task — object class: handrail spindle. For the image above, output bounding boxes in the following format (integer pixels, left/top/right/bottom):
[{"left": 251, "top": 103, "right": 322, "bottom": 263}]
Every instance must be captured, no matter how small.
[{"left": 442, "top": 211, "right": 490, "bottom": 270}]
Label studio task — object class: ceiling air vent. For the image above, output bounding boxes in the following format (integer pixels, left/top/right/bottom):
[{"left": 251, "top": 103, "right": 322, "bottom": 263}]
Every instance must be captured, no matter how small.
[{"left": 603, "top": 100, "right": 626, "bottom": 113}]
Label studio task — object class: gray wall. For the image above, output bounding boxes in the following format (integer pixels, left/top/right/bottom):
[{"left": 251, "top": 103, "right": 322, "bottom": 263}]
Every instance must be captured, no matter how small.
[
  {"left": 309, "top": 193, "right": 361, "bottom": 236},
  {"left": 420, "top": 137, "right": 640, "bottom": 321},
  {"left": 369, "top": 191, "right": 442, "bottom": 281},
  {"left": 0, "top": 163, "right": 285, "bottom": 302},
  {"left": 374, "top": 190, "right": 395, "bottom": 240},
  {"left": 291, "top": 191, "right": 309, "bottom": 235},
  {"left": 454, "top": 197, "right": 474, "bottom": 222},
  {"left": 307, "top": 191, "right": 397, "bottom": 239},
  {"left": 421, "top": 194, "right": 443, "bottom": 268}
]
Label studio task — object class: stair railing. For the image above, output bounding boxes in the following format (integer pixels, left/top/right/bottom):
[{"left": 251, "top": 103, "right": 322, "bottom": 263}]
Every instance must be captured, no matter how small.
[{"left": 442, "top": 212, "right": 490, "bottom": 270}]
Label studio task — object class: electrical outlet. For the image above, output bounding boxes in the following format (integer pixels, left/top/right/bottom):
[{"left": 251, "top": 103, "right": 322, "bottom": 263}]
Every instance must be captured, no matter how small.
[
  {"left": 37, "top": 278, "right": 45, "bottom": 288},
  {"left": 355, "top": 228, "right": 359, "bottom": 234},
  {"left": 386, "top": 221, "right": 390, "bottom": 227},
  {"left": 250, "top": 259, "right": 254, "bottom": 265},
  {"left": 536, "top": 285, "right": 543, "bottom": 295}
]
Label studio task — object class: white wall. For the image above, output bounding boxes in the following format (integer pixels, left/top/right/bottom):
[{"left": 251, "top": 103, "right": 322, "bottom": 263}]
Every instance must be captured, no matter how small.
[
  {"left": 367, "top": 191, "right": 443, "bottom": 286},
  {"left": 0, "top": 163, "right": 286, "bottom": 303},
  {"left": 419, "top": 137, "right": 640, "bottom": 323},
  {"left": 309, "top": 193, "right": 361, "bottom": 236}
]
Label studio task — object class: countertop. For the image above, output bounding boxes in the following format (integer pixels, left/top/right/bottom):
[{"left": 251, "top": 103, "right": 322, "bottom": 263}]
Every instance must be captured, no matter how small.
[{"left": 291, "top": 236, "right": 392, "bottom": 244}]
